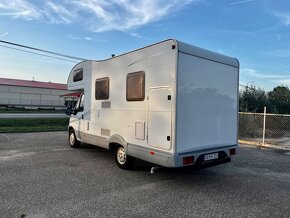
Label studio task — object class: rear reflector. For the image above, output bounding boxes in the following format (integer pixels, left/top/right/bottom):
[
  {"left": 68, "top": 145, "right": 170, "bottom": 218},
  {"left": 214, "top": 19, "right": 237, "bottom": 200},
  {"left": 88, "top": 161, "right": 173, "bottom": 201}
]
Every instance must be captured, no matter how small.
[
  {"left": 229, "top": 148, "right": 236, "bottom": 155},
  {"left": 183, "top": 156, "right": 194, "bottom": 165}
]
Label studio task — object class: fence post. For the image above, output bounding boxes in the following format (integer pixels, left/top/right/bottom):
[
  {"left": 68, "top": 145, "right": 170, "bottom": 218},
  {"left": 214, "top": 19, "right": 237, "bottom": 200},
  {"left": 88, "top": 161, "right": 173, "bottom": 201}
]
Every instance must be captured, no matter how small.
[{"left": 262, "top": 107, "right": 266, "bottom": 146}]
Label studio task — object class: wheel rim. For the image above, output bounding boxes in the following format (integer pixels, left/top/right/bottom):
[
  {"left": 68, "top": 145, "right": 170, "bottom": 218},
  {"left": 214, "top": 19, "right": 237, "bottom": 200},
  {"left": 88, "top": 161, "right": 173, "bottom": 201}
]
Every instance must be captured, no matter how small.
[
  {"left": 117, "top": 147, "right": 126, "bottom": 165},
  {"left": 69, "top": 132, "right": 75, "bottom": 145}
]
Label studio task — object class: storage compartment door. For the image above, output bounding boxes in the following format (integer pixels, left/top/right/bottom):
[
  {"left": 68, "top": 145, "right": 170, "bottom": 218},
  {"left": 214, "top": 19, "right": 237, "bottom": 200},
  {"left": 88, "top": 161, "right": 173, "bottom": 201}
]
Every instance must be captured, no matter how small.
[{"left": 147, "top": 88, "right": 172, "bottom": 150}]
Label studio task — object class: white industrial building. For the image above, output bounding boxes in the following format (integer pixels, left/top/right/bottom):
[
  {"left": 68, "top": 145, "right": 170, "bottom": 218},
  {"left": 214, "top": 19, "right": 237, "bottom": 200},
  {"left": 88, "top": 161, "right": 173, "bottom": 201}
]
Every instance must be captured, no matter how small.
[{"left": 0, "top": 78, "right": 80, "bottom": 109}]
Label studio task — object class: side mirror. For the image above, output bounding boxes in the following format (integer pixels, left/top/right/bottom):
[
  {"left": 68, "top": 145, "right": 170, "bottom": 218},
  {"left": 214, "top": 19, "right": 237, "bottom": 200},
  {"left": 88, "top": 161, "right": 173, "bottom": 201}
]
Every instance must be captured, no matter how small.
[
  {"left": 72, "top": 109, "right": 78, "bottom": 115},
  {"left": 65, "top": 106, "right": 72, "bottom": 116}
]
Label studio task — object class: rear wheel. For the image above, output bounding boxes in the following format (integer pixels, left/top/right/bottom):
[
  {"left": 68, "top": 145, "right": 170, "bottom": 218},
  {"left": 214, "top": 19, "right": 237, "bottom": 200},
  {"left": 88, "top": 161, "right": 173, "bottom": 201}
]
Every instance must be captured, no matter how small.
[
  {"left": 115, "top": 146, "right": 134, "bottom": 169},
  {"left": 69, "top": 129, "right": 80, "bottom": 148}
]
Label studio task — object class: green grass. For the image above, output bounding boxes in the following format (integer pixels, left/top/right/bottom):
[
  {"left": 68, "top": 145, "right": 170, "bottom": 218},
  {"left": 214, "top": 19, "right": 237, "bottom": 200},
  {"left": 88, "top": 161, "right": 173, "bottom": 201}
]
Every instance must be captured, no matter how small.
[
  {"left": 0, "top": 107, "right": 65, "bottom": 113},
  {"left": 0, "top": 118, "right": 69, "bottom": 133}
]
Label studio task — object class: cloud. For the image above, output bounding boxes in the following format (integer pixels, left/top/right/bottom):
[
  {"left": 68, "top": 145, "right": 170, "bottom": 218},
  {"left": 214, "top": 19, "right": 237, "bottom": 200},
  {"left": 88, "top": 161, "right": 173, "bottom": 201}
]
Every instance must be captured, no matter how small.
[
  {"left": 277, "top": 79, "right": 290, "bottom": 86},
  {"left": 229, "top": 0, "right": 255, "bottom": 6},
  {"left": 0, "top": 32, "right": 8, "bottom": 37},
  {"left": 215, "top": 29, "right": 255, "bottom": 36},
  {"left": 274, "top": 12, "right": 290, "bottom": 26},
  {"left": 241, "top": 69, "right": 290, "bottom": 79},
  {"left": 0, "top": 0, "right": 197, "bottom": 32},
  {"left": 67, "top": 34, "right": 81, "bottom": 40},
  {"left": 44, "top": 1, "right": 76, "bottom": 24},
  {"left": 67, "top": 34, "right": 109, "bottom": 43},
  {"left": 128, "top": 32, "right": 152, "bottom": 40},
  {"left": 67, "top": 34, "right": 92, "bottom": 41},
  {"left": 84, "top": 37, "right": 92, "bottom": 41},
  {"left": 72, "top": 0, "right": 196, "bottom": 32},
  {"left": 265, "top": 49, "right": 290, "bottom": 58},
  {"left": 0, "top": 0, "right": 41, "bottom": 20},
  {"left": 240, "top": 69, "right": 290, "bottom": 90},
  {"left": 217, "top": 49, "right": 225, "bottom": 54}
]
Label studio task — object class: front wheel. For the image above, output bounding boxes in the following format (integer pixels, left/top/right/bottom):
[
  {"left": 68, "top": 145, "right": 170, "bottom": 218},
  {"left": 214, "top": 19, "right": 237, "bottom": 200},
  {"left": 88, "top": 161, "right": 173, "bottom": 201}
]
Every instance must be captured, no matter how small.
[
  {"left": 69, "top": 129, "right": 80, "bottom": 148},
  {"left": 115, "top": 146, "right": 134, "bottom": 169}
]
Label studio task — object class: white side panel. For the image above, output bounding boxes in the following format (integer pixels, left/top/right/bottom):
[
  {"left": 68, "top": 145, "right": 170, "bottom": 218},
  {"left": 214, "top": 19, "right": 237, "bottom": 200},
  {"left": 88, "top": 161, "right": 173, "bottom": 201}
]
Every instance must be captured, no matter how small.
[
  {"left": 86, "top": 40, "right": 177, "bottom": 153},
  {"left": 147, "top": 88, "right": 172, "bottom": 150},
  {"left": 176, "top": 52, "right": 238, "bottom": 153},
  {"left": 67, "top": 61, "right": 92, "bottom": 91}
]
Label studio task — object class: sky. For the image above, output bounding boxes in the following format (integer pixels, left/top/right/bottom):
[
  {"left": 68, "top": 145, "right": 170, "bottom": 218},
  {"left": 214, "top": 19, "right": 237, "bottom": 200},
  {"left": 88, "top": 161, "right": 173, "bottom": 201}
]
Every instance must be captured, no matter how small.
[{"left": 0, "top": 0, "right": 290, "bottom": 91}]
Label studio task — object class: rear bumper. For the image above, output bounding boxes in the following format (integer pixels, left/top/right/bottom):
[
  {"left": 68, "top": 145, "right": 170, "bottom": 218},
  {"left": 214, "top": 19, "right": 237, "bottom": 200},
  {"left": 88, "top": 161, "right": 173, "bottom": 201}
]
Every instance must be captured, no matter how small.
[
  {"left": 170, "top": 144, "right": 238, "bottom": 168},
  {"left": 128, "top": 143, "right": 238, "bottom": 168},
  {"left": 193, "top": 156, "right": 231, "bottom": 169}
]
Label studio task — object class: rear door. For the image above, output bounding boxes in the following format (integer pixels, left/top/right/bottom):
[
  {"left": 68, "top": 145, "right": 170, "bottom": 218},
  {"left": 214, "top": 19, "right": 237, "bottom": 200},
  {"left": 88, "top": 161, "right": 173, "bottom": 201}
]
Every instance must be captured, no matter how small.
[
  {"left": 176, "top": 52, "right": 239, "bottom": 153},
  {"left": 147, "top": 88, "right": 172, "bottom": 150}
]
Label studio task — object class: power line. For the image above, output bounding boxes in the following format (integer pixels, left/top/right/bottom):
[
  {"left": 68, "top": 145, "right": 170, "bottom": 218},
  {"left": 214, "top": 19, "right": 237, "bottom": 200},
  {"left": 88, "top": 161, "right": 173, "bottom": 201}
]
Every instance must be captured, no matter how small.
[
  {"left": 0, "top": 44, "right": 79, "bottom": 63},
  {"left": 0, "top": 40, "right": 88, "bottom": 61}
]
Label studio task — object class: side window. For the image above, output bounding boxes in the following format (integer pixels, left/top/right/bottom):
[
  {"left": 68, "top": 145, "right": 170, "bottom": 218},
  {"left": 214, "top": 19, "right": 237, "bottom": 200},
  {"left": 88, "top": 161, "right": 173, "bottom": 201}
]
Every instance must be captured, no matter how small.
[
  {"left": 126, "top": 71, "right": 145, "bottom": 101},
  {"left": 74, "top": 93, "right": 84, "bottom": 113},
  {"left": 73, "top": 69, "right": 83, "bottom": 82},
  {"left": 79, "top": 94, "right": 84, "bottom": 112},
  {"left": 95, "top": 77, "right": 109, "bottom": 100}
]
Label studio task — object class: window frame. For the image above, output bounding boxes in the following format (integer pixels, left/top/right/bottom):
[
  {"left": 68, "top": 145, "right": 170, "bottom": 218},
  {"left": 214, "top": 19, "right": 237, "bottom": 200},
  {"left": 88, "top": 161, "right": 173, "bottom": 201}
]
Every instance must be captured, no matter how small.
[
  {"left": 95, "top": 77, "right": 110, "bottom": 100},
  {"left": 126, "top": 71, "right": 145, "bottom": 102}
]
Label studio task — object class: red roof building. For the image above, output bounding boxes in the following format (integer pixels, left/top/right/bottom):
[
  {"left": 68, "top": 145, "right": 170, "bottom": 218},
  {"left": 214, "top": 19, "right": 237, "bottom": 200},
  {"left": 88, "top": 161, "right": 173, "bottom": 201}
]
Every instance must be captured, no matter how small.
[
  {"left": 0, "top": 78, "right": 67, "bottom": 90},
  {"left": 0, "top": 77, "right": 77, "bottom": 109}
]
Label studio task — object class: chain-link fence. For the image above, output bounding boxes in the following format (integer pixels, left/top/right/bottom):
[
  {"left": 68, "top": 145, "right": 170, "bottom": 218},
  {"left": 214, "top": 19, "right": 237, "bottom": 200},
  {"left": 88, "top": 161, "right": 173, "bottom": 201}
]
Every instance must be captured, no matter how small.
[{"left": 239, "top": 111, "right": 290, "bottom": 147}]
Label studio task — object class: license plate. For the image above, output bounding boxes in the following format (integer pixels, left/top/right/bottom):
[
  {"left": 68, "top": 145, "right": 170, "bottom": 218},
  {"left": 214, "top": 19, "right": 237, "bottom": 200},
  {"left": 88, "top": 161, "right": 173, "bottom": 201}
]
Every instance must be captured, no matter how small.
[{"left": 204, "top": 153, "right": 219, "bottom": 161}]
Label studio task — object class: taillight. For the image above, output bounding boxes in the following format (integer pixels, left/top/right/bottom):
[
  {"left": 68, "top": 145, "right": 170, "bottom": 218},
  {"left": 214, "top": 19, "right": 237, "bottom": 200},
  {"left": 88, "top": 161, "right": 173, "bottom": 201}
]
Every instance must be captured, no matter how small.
[
  {"left": 230, "top": 148, "right": 236, "bottom": 155},
  {"left": 183, "top": 156, "right": 194, "bottom": 165}
]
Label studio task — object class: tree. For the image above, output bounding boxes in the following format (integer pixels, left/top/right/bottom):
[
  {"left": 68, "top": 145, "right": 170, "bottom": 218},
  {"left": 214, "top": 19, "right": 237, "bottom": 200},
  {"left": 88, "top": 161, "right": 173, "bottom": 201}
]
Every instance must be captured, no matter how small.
[
  {"left": 268, "top": 86, "right": 290, "bottom": 114},
  {"left": 239, "top": 85, "right": 267, "bottom": 113}
]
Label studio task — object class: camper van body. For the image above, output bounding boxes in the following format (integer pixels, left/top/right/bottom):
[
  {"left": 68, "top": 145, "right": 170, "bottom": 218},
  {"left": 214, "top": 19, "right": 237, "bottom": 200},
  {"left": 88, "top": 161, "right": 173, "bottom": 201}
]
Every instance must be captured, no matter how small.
[{"left": 66, "top": 39, "right": 239, "bottom": 168}]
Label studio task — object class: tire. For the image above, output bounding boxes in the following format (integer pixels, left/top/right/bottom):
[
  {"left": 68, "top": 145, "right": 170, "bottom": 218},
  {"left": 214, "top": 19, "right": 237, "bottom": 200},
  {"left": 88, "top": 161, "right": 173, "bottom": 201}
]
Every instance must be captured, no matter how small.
[
  {"left": 115, "top": 146, "right": 135, "bottom": 170},
  {"left": 68, "top": 129, "right": 80, "bottom": 148}
]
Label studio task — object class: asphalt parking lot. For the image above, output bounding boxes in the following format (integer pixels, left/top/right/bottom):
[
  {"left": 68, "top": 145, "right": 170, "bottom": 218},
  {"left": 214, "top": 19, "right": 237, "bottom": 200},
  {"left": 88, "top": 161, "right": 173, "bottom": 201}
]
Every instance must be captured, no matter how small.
[{"left": 0, "top": 132, "right": 289, "bottom": 218}]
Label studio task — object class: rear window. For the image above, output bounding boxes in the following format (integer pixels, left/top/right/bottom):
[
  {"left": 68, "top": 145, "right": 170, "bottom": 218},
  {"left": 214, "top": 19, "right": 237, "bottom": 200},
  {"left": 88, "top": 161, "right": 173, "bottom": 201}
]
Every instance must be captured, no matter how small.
[
  {"left": 95, "top": 77, "right": 109, "bottom": 100},
  {"left": 126, "top": 71, "right": 145, "bottom": 101}
]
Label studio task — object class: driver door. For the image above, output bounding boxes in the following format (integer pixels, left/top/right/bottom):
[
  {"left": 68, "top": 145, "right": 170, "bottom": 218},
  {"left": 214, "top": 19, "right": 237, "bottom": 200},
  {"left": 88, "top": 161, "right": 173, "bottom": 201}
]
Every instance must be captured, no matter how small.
[{"left": 72, "top": 93, "right": 85, "bottom": 140}]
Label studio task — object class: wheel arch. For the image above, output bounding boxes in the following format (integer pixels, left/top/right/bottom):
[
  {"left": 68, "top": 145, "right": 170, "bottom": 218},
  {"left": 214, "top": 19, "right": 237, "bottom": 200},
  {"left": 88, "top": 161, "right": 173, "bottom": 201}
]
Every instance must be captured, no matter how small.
[
  {"left": 108, "top": 134, "right": 128, "bottom": 152},
  {"left": 68, "top": 126, "right": 74, "bottom": 132}
]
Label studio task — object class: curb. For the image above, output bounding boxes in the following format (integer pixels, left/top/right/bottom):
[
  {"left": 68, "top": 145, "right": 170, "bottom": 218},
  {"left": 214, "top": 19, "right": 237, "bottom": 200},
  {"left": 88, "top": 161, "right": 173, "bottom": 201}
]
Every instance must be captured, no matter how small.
[{"left": 238, "top": 140, "right": 290, "bottom": 151}]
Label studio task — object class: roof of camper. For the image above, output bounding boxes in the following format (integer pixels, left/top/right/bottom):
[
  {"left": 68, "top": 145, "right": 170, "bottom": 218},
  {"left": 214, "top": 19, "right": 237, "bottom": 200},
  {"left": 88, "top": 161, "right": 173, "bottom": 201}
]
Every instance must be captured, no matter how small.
[
  {"left": 70, "top": 39, "right": 239, "bottom": 69},
  {"left": 111, "top": 39, "right": 239, "bottom": 68},
  {"left": 175, "top": 39, "right": 239, "bottom": 68}
]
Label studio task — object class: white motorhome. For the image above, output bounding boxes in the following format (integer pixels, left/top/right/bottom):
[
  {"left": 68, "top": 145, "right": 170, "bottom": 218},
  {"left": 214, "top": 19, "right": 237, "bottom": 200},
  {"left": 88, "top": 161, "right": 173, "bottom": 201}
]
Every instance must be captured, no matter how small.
[{"left": 66, "top": 39, "right": 239, "bottom": 170}]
